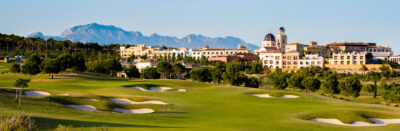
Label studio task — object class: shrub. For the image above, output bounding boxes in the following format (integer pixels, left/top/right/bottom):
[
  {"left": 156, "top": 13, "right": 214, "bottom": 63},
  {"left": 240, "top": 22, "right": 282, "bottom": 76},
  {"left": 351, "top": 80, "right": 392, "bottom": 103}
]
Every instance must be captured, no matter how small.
[{"left": 0, "top": 115, "right": 36, "bottom": 131}]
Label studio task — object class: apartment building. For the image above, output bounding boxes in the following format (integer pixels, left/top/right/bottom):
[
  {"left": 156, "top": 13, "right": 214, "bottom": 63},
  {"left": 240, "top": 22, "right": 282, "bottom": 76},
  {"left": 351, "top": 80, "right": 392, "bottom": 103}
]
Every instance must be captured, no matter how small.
[
  {"left": 120, "top": 44, "right": 153, "bottom": 59},
  {"left": 282, "top": 51, "right": 301, "bottom": 69},
  {"left": 298, "top": 54, "right": 324, "bottom": 68},
  {"left": 329, "top": 52, "right": 366, "bottom": 65},
  {"left": 259, "top": 51, "right": 282, "bottom": 68},
  {"left": 190, "top": 45, "right": 250, "bottom": 59}
]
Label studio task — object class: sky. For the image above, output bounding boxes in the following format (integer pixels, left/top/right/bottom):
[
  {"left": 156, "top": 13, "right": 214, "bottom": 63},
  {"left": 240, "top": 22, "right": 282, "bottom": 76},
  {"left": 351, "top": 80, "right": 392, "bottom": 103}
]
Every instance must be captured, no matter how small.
[{"left": 0, "top": 0, "right": 399, "bottom": 54}]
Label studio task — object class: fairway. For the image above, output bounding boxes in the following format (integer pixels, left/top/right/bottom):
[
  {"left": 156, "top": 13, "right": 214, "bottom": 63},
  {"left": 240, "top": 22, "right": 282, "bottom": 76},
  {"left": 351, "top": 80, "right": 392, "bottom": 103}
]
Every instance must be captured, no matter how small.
[{"left": 1, "top": 72, "right": 400, "bottom": 131}]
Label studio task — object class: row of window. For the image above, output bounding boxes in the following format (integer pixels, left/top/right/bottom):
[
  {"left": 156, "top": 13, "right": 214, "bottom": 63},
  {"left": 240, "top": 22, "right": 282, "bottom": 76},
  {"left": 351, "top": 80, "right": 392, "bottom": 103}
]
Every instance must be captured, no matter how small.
[
  {"left": 369, "top": 48, "right": 390, "bottom": 52},
  {"left": 333, "top": 56, "right": 364, "bottom": 60},
  {"left": 332, "top": 61, "right": 364, "bottom": 65}
]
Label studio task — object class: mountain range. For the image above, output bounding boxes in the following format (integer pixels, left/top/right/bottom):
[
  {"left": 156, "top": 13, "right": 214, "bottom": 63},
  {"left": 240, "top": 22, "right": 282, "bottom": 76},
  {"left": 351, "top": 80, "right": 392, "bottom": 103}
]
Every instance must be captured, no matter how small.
[{"left": 28, "top": 23, "right": 259, "bottom": 50}]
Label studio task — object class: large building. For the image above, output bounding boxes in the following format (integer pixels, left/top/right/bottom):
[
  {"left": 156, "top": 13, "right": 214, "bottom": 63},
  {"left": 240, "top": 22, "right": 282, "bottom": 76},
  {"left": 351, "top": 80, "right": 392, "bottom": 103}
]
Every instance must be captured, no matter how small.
[
  {"left": 190, "top": 45, "right": 250, "bottom": 59},
  {"left": 298, "top": 54, "right": 324, "bottom": 68},
  {"left": 328, "top": 52, "right": 366, "bottom": 65},
  {"left": 120, "top": 44, "right": 153, "bottom": 59}
]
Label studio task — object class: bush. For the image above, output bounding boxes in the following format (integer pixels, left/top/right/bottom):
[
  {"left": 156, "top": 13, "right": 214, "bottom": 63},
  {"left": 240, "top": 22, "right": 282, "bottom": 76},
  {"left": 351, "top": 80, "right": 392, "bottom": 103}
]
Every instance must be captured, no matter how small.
[
  {"left": 0, "top": 115, "right": 36, "bottom": 131},
  {"left": 245, "top": 77, "right": 260, "bottom": 88}
]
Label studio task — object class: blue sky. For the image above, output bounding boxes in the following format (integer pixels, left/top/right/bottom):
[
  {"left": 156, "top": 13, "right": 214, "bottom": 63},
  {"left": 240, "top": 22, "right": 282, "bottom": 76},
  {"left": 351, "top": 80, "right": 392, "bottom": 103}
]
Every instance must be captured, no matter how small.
[{"left": 0, "top": 0, "right": 399, "bottom": 54}]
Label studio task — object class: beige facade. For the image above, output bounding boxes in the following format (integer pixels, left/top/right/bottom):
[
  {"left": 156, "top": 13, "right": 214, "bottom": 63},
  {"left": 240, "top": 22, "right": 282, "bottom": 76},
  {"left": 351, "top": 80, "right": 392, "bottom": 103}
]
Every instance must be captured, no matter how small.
[
  {"left": 190, "top": 45, "right": 250, "bottom": 59},
  {"left": 329, "top": 52, "right": 366, "bottom": 65},
  {"left": 120, "top": 44, "right": 153, "bottom": 59}
]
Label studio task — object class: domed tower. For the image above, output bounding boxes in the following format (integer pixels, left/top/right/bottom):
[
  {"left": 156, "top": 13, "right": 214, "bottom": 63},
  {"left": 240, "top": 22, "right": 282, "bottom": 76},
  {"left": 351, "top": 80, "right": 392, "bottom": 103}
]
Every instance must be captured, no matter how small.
[
  {"left": 276, "top": 27, "right": 287, "bottom": 49},
  {"left": 262, "top": 33, "right": 276, "bottom": 47}
]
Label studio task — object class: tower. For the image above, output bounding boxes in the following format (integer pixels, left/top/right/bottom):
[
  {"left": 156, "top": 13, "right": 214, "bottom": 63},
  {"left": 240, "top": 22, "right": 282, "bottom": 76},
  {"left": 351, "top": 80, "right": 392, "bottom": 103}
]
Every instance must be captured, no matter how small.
[
  {"left": 276, "top": 27, "right": 287, "bottom": 49},
  {"left": 262, "top": 33, "right": 276, "bottom": 48}
]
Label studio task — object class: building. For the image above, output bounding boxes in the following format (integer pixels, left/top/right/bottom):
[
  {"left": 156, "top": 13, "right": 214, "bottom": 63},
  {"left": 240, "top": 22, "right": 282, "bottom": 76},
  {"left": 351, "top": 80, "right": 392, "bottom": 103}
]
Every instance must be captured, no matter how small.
[
  {"left": 298, "top": 54, "right": 324, "bottom": 68},
  {"left": 285, "top": 43, "right": 304, "bottom": 53},
  {"left": 208, "top": 53, "right": 257, "bottom": 63},
  {"left": 190, "top": 45, "right": 250, "bottom": 59},
  {"left": 282, "top": 51, "right": 301, "bottom": 69},
  {"left": 329, "top": 52, "right": 366, "bottom": 65},
  {"left": 259, "top": 51, "right": 282, "bottom": 68},
  {"left": 326, "top": 42, "right": 368, "bottom": 53},
  {"left": 120, "top": 44, "right": 153, "bottom": 59},
  {"left": 303, "top": 42, "right": 330, "bottom": 57},
  {"left": 389, "top": 55, "right": 400, "bottom": 64},
  {"left": 259, "top": 27, "right": 287, "bottom": 51},
  {"left": 136, "top": 59, "right": 158, "bottom": 71},
  {"left": 367, "top": 44, "right": 392, "bottom": 60}
]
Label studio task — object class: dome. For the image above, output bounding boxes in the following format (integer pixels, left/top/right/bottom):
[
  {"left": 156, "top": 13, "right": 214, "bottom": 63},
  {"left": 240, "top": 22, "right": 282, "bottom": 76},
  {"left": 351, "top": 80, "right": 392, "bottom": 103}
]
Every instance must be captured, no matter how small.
[
  {"left": 279, "top": 27, "right": 285, "bottom": 31},
  {"left": 264, "top": 33, "right": 275, "bottom": 41}
]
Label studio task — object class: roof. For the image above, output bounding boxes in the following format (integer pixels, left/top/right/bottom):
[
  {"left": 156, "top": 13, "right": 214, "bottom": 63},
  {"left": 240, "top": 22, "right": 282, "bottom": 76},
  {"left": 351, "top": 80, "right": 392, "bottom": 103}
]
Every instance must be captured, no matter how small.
[
  {"left": 264, "top": 33, "right": 275, "bottom": 41},
  {"left": 287, "top": 43, "right": 304, "bottom": 46},
  {"left": 327, "top": 42, "right": 371, "bottom": 46},
  {"left": 286, "top": 50, "right": 300, "bottom": 53}
]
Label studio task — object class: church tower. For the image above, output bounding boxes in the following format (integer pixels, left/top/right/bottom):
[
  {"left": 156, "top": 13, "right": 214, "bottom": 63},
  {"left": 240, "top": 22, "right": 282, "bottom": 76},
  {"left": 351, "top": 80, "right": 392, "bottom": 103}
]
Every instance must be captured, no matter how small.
[
  {"left": 276, "top": 27, "right": 287, "bottom": 49},
  {"left": 262, "top": 33, "right": 276, "bottom": 48}
]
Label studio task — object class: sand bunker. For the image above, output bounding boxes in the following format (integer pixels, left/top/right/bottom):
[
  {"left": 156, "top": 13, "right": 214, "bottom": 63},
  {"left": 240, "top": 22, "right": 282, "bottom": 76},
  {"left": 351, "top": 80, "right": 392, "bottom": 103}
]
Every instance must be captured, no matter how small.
[
  {"left": 173, "top": 89, "right": 187, "bottom": 92},
  {"left": 280, "top": 95, "right": 299, "bottom": 98},
  {"left": 67, "top": 105, "right": 103, "bottom": 112},
  {"left": 57, "top": 94, "right": 70, "bottom": 96},
  {"left": 309, "top": 118, "right": 400, "bottom": 126},
  {"left": 82, "top": 98, "right": 99, "bottom": 101},
  {"left": 129, "top": 86, "right": 148, "bottom": 91},
  {"left": 149, "top": 87, "right": 171, "bottom": 92},
  {"left": 23, "top": 91, "right": 50, "bottom": 97},
  {"left": 113, "top": 108, "right": 154, "bottom": 114},
  {"left": 108, "top": 98, "right": 167, "bottom": 105},
  {"left": 252, "top": 94, "right": 299, "bottom": 98}
]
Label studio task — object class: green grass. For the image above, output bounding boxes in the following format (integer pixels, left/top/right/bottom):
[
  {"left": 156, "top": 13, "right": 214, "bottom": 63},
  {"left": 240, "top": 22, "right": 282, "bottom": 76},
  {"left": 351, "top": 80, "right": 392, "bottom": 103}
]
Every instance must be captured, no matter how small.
[{"left": 1, "top": 71, "right": 400, "bottom": 130}]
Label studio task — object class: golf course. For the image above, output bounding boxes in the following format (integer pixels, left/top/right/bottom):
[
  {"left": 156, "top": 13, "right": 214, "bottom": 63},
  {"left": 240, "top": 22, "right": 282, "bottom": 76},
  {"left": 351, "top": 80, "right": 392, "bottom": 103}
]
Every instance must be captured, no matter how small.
[{"left": 1, "top": 63, "right": 400, "bottom": 130}]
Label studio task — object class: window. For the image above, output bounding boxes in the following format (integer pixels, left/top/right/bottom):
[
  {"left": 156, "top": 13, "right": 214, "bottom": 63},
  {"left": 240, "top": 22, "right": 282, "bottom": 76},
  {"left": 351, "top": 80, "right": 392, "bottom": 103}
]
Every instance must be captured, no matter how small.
[
  {"left": 353, "top": 61, "right": 357, "bottom": 65},
  {"left": 294, "top": 62, "right": 297, "bottom": 64},
  {"left": 288, "top": 56, "right": 291, "bottom": 60},
  {"left": 288, "top": 62, "right": 291, "bottom": 65},
  {"left": 341, "top": 61, "right": 344, "bottom": 65},
  {"left": 317, "top": 61, "right": 321, "bottom": 65},
  {"left": 341, "top": 56, "right": 344, "bottom": 60},
  {"left": 311, "top": 61, "right": 315, "bottom": 65},
  {"left": 334, "top": 56, "right": 338, "bottom": 60},
  {"left": 353, "top": 56, "right": 357, "bottom": 60},
  {"left": 360, "top": 61, "right": 364, "bottom": 64},
  {"left": 270, "top": 60, "right": 273, "bottom": 64},
  {"left": 334, "top": 61, "right": 338, "bottom": 64},
  {"left": 300, "top": 62, "right": 303, "bottom": 65},
  {"left": 347, "top": 61, "right": 350, "bottom": 65},
  {"left": 360, "top": 56, "right": 364, "bottom": 59}
]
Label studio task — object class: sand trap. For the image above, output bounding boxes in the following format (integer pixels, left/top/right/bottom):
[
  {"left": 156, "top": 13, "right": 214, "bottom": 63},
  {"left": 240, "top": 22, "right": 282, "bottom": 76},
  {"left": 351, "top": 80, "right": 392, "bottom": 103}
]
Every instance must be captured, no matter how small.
[
  {"left": 67, "top": 105, "right": 103, "bottom": 112},
  {"left": 129, "top": 86, "right": 148, "bottom": 91},
  {"left": 82, "top": 98, "right": 99, "bottom": 101},
  {"left": 173, "top": 89, "right": 186, "bottom": 92},
  {"left": 252, "top": 94, "right": 299, "bottom": 98},
  {"left": 23, "top": 91, "right": 50, "bottom": 97},
  {"left": 280, "top": 95, "right": 299, "bottom": 98},
  {"left": 108, "top": 98, "right": 167, "bottom": 105},
  {"left": 309, "top": 118, "right": 400, "bottom": 126},
  {"left": 57, "top": 94, "right": 70, "bottom": 96},
  {"left": 113, "top": 108, "right": 154, "bottom": 114},
  {"left": 149, "top": 87, "right": 171, "bottom": 92},
  {"left": 252, "top": 94, "right": 272, "bottom": 98}
]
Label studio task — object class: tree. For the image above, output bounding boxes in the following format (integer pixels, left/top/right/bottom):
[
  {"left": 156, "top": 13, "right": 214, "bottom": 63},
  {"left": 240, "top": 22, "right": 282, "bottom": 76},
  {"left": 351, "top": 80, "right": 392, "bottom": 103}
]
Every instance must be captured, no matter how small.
[
  {"left": 379, "top": 64, "right": 391, "bottom": 78},
  {"left": 125, "top": 64, "right": 140, "bottom": 78},
  {"left": 57, "top": 54, "right": 73, "bottom": 70},
  {"left": 364, "top": 84, "right": 376, "bottom": 96},
  {"left": 245, "top": 77, "right": 260, "bottom": 88},
  {"left": 72, "top": 52, "right": 87, "bottom": 71},
  {"left": 142, "top": 67, "right": 160, "bottom": 79},
  {"left": 104, "top": 58, "right": 123, "bottom": 76},
  {"left": 366, "top": 53, "right": 374, "bottom": 64},
  {"left": 14, "top": 78, "right": 30, "bottom": 108},
  {"left": 367, "top": 71, "right": 381, "bottom": 98},
  {"left": 302, "top": 77, "right": 321, "bottom": 93},
  {"left": 360, "top": 65, "right": 368, "bottom": 75},
  {"left": 222, "top": 62, "right": 246, "bottom": 86},
  {"left": 321, "top": 74, "right": 340, "bottom": 96},
  {"left": 339, "top": 77, "right": 362, "bottom": 100},
  {"left": 200, "top": 56, "right": 208, "bottom": 65},
  {"left": 156, "top": 61, "right": 172, "bottom": 79},
  {"left": 212, "top": 62, "right": 225, "bottom": 84},
  {"left": 288, "top": 73, "right": 304, "bottom": 90},
  {"left": 250, "top": 62, "right": 262, "bottom": 74},
  {"left": 21, "top": 54, "right": 42, "bottom": 78},
  {"left": 172, "top": 62, "right": 185, "bottom": 79},
  {"left": 10, "top": 63, "right": 20, "bottom": 73},
  {"left": 40, "top": 59, "right": 61, "bottom": 79},
  {"left": 380, "top": 80, "right": 389, "bottom": 90},
  {"left": 268, "top": 69, "right": 289, "bottom": 90}
]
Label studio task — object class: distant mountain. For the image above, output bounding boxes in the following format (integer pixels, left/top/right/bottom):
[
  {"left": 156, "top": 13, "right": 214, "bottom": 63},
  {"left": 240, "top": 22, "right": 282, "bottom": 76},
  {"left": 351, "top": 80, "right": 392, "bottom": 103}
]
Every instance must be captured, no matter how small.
[{"left": 28, "top": 23, "right": 259, "bottom": 50}]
